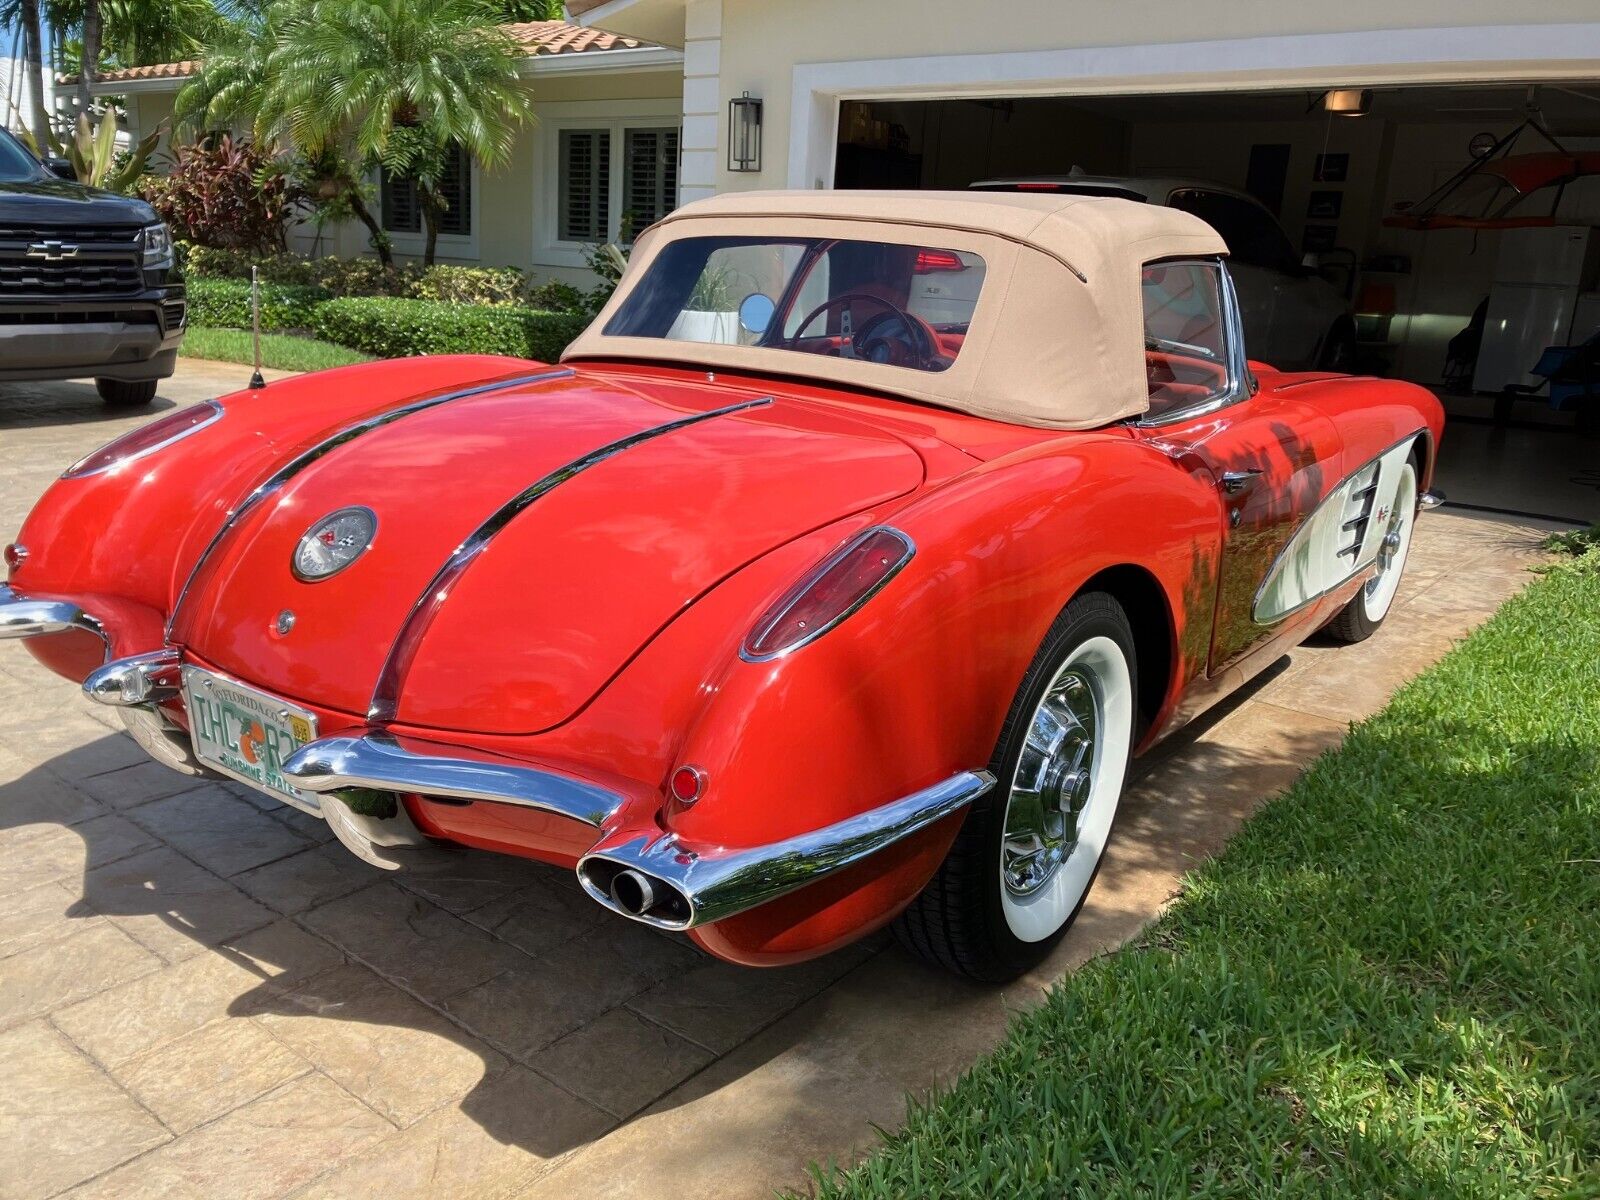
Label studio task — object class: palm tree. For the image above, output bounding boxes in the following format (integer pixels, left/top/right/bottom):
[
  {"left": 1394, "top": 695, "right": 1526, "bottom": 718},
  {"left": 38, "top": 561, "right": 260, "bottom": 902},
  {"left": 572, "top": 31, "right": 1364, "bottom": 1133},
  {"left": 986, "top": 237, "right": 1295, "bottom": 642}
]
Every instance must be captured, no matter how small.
[{"left": 182, "top": 0, "right": 532, "bottom": 267}]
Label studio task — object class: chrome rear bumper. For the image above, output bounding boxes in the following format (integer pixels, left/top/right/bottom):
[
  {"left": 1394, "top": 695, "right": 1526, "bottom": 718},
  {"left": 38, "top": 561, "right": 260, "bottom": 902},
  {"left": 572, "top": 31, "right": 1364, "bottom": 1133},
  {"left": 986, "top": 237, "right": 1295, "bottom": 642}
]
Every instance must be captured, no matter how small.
[
  {"left": 281, "top": 726, "right": 991, "bottom": 932},
  {"left": 0, "top": 584, "right": 106, "bottom": 646}
]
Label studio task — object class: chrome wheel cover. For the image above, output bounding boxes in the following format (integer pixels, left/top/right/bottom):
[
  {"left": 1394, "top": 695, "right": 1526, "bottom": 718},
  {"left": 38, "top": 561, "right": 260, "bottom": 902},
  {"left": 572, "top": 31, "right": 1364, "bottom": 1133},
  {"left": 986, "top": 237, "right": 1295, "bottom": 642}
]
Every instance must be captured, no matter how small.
[
  {"left": 998, "top": 635, "right": 1133, "bottom": 942},
  {"left": 1002, "top": 667, "right": 1099, "bottom": 896},
  {"left": 1362, "top": 463, "right": 1417, "bottom": 622}
]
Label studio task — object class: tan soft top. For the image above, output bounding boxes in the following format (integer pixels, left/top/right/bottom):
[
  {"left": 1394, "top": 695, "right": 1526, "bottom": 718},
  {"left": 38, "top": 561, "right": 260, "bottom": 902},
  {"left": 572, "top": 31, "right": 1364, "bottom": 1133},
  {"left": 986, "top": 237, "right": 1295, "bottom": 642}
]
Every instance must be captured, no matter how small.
[{"left": 562, "top": 190, "right": 1227, "bottom": 430}]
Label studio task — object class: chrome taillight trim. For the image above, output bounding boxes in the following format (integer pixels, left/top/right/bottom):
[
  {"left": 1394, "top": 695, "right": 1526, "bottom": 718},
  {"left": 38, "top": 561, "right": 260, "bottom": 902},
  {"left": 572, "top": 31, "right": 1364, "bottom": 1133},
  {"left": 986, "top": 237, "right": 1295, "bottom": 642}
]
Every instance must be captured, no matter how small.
[
  {"left": 165, "top": 368, "right": 576, "bottom": 640},
  {"left": 367, "top": 394, "right": 775, "bottom": 724},
  {"left": 62, "top": 399, "right": 224, "bottom": 480},
  {"left": 576, "top": 768, "right": 994, "bottom": 930},
  {"left": 281, "top": 730, "right": 627, "bottom": 828},
  {"left": 738, "top": 525, "right": 916, "bottom": 664}
]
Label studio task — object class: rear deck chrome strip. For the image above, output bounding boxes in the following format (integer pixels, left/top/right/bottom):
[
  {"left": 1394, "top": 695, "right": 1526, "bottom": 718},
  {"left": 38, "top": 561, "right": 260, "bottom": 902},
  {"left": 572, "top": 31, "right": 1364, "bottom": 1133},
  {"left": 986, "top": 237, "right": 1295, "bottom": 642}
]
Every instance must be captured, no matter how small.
[
  {"left": 366, "top": 394, "right": 774, "bottom": 724},
  {"left": 165, "top": 367, "right": 576, "bottom": 639},
  {"left": 282, "top": 730, "right": 626, "bottom": 828}
]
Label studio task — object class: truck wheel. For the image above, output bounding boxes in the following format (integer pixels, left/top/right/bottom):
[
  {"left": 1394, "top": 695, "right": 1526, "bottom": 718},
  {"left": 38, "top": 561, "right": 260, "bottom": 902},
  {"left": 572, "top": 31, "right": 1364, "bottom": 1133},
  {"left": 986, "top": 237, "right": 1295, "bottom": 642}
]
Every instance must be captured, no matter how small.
[
  {"left": 894, "top": 592, "right": 1136, "bottom": 982},
  {"left": 95, "top": 378, "right": 158, "bottom": 408}
]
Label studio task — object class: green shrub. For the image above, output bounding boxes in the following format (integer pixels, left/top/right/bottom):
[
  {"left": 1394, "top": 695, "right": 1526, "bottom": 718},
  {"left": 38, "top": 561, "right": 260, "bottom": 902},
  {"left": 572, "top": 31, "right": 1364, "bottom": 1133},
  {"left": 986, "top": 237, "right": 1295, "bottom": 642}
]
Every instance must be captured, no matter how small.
[
  {"left": 408, "top": 264, "right": 529, "bottom": 306},
  {"left": 186, "top": 278, "right": 332, "bottom": 332},
  {"left": 312, "top": 296, "right": 591, "bottom": 362},
  {"left": 525, "top": 278, "right": 591, "bottom": 315}
]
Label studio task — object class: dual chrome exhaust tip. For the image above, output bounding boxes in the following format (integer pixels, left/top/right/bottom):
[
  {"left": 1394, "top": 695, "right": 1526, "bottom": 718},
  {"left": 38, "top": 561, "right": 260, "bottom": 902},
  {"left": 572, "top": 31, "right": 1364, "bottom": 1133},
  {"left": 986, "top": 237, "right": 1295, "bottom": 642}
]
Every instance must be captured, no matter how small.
[{"left": 577, "top": 859, "right": 694, "bottom": 929}]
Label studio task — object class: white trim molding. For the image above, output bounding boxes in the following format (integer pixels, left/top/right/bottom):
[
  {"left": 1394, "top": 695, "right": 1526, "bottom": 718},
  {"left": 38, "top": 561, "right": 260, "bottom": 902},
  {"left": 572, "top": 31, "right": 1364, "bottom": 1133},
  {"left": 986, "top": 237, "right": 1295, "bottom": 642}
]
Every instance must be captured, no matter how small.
[
  {"left": 517, "top": 46, "right": 684, "bottom": 78},
  {"left": 787, "top": 21, "right": 1600, "bottom": 188},
  {"left": 531, "top": 97, "right": 684, "bottom": 270},
  {"left": 677, "top": 0, "right": 722, "bottom": 204}
]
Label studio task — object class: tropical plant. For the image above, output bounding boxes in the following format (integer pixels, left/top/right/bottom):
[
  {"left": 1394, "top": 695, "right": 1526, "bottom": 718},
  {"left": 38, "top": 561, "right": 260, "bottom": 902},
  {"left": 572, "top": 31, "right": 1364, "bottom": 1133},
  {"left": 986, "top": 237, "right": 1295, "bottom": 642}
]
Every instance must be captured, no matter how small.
[
  {"left": 17, "top": 107, "right": 158, "bottom": 191},
  {"left": 179, "top": 0, "right": 533, "bottom": 267},
  {"left": 141, "top": 134, "right": 297, "bottom": 252}
]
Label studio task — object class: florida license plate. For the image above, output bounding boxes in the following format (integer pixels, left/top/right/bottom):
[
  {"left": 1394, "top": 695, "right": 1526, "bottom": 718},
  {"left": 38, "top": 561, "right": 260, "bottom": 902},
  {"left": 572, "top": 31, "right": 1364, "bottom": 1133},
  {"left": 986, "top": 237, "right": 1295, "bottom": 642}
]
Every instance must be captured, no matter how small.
[{"left": 183, "top": 666, "right": 321, "bottom": 811}]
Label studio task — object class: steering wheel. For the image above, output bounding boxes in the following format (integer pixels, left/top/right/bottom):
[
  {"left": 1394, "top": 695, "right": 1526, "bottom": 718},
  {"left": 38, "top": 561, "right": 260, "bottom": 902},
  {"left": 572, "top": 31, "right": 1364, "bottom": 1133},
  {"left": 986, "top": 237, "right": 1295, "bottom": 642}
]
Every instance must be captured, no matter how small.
[{"left": 782, "top": 292, "right": 938, "bottom": 369}]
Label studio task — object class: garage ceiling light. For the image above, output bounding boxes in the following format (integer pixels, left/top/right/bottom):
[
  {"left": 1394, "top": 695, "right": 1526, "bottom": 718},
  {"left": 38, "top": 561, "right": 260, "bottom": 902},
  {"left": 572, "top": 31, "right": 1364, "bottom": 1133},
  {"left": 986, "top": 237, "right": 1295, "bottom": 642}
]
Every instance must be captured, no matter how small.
[{"left": 1324, "top": 89, "right": 1373, "bottom": 117}]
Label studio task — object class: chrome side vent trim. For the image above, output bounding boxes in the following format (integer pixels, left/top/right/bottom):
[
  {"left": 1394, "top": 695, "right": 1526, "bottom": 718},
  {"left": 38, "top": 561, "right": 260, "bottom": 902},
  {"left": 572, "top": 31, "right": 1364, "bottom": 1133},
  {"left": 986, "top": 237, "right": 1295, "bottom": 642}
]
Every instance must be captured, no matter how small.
[
  {"left": 166, "top": 367, "right": 576, "bottom": 639},
  {"left": 367, "top": 395, "right": 775, "bottom": 725}
]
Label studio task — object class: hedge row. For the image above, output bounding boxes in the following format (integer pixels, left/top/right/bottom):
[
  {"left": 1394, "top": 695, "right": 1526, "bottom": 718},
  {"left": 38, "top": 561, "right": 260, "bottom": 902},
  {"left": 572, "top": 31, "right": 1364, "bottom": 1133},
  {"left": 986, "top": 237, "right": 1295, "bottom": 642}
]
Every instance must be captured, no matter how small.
[
  {"left": 311, "top": 297, "right": 592, "bottom": 363},
  {"left": 186, "top": 278, "right": 332, "bottom": 332},
  {"left": 180, "top": 242, "right": 592, "bottom": 313}
]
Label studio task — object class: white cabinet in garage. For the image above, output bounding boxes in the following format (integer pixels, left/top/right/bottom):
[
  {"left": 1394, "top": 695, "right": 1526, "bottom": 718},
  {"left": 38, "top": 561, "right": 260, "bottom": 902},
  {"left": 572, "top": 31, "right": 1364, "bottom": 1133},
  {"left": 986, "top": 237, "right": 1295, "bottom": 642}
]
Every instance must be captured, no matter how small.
[{"left": 1473, "top": 226, "right": 1600, "bottom": 392}]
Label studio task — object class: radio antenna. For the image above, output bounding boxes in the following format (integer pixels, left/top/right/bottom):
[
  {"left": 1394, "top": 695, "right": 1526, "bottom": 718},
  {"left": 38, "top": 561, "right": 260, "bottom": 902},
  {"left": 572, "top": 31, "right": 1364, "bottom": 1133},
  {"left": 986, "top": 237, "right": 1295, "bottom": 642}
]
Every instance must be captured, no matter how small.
[{"left": 248, "top": 265, "right": 266, "bottom": 389}]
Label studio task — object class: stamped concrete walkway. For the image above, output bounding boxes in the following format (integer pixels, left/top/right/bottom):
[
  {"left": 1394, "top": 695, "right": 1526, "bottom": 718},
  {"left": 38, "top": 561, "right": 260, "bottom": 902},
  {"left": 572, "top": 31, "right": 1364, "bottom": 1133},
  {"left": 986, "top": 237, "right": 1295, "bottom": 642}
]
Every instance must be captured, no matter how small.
[{"left": 0, "top": 363, "right": 1559, "bottom": 1199}]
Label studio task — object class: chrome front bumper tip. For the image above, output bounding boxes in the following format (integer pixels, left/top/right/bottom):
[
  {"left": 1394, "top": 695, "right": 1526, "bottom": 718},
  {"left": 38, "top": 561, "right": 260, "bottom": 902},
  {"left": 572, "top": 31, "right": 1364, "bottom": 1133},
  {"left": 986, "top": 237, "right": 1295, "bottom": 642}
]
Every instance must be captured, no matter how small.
[
  {"left": 1420, "top": 489, "right": 1446, "bottom": 510},
  {"left": 0, "top": 583, "right": 104, "bottom": 643}
]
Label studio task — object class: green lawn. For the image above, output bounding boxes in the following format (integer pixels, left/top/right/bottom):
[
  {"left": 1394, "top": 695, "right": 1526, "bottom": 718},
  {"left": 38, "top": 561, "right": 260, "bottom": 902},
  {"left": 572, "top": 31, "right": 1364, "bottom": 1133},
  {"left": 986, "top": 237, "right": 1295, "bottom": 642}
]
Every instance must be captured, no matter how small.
[
  {"left": 804, "top": 546, "right": 1600, "bottom": 1199},
  {"left": 179, "top": 326, "right": 373, "bottom": 373}
]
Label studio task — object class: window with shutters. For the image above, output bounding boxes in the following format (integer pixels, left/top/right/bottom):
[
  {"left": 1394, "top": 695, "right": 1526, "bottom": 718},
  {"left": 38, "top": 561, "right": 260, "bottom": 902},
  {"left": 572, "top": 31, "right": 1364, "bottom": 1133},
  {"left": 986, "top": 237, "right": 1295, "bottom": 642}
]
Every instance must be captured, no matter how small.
[
  {"left": 559, "top": 129, "right": 611, "bottom": 242},
  {"left": 380, "top": 142, "right": 473, "bottom": 238},
  {"left": 623, "top": 127, "right": 678, "bottom": 232},
  {"left": 549, "top": 117, "right": 680, "bottom": 249}
]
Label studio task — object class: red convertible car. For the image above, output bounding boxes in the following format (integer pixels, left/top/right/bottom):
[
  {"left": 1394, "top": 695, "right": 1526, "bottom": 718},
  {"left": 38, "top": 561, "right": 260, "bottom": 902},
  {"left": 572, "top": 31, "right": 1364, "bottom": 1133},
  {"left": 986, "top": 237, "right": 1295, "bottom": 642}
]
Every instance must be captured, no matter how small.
[{"left": 1, "top": 192, "right": 1443, "bottom": 980}]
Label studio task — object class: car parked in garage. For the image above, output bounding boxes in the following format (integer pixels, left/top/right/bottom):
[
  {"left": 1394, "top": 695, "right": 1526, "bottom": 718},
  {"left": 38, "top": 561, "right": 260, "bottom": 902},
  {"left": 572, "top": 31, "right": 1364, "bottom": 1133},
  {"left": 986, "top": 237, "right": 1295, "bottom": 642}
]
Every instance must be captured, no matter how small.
[
  {"left": 973, "top": 175, "right": 1355, "bottom": 371},
  {"left": 0, "top": 191, "right": 1441, "bottom": 981},
  {"left": 0, "top": 124, "right": 185, "bottom": 407}
]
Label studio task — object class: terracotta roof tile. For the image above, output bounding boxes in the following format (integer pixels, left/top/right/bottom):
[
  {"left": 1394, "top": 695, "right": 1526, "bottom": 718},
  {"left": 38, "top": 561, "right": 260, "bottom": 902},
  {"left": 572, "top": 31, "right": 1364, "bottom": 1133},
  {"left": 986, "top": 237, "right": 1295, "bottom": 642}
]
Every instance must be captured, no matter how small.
[{"left": 91, "top": 20, "right": 651, "bottom": 85}]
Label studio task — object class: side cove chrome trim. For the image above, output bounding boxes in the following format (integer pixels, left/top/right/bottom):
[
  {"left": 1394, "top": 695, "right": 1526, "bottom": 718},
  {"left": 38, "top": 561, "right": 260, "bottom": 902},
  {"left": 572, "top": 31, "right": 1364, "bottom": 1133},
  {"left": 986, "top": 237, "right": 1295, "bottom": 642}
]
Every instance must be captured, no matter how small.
[
  {"left": 281, "top": 730, "right": 627, "bottom": 828},
  {"left": 367, "top": 395, "right": 775, "bottom": 724},
  {"left": 165, "top": 368, "right": 575, "bottom": 639},
  {"left": 1250, "top": 430, "right": 1427, "bottom": 626},
  {"left": 576, "top": 769, "right": 996, "bottom": 930}
]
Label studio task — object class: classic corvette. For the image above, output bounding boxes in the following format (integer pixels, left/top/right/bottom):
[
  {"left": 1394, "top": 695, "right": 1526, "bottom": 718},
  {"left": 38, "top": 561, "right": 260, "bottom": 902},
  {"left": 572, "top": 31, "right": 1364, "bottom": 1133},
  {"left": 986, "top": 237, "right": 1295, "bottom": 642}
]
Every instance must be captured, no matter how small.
[{"left": 0, "top": 191, "right": 1444, "bottom": 980}]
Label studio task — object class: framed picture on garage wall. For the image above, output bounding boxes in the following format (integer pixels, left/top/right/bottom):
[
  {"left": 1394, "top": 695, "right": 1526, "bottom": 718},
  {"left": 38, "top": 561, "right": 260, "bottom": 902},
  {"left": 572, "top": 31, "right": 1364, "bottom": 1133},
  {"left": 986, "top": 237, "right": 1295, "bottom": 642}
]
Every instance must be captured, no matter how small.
[
  {"left": 1313, "top": 153, "right": 1349, "bottom": 183},
  {"left": 1303, "top": 223, "right": 1339, "bottom": 252},
  {"left": 1307, "top": 190, "right": 1343, "bottom": 220}
]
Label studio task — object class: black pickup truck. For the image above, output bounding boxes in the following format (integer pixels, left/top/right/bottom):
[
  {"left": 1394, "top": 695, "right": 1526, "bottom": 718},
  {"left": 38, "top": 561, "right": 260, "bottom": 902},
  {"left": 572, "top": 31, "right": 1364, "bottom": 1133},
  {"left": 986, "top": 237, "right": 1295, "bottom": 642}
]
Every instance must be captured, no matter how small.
[{"left": 1, "top": 124, "right": 184, "bottom": 406}]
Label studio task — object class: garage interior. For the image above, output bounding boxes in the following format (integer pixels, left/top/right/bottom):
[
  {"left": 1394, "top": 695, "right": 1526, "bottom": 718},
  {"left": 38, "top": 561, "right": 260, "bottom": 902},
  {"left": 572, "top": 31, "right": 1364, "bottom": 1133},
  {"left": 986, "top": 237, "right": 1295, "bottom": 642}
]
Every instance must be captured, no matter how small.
[{"left": 835, "top": 84, "right": 1600, "bottom": 526}]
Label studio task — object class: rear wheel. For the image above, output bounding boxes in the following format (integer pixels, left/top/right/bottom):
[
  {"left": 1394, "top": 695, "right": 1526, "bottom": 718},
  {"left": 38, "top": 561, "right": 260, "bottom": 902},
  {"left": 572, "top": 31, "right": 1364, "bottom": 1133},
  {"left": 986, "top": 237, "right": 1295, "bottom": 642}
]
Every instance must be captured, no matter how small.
[
  {"left": 1324, "top": 460, "right": 1418, "bottom": 644},
  {"left": 95, "top": 378, "right": 158, "bottom": 407},
  {"left": 894, "top": 592, "right": 1136, "bottom": 981}
]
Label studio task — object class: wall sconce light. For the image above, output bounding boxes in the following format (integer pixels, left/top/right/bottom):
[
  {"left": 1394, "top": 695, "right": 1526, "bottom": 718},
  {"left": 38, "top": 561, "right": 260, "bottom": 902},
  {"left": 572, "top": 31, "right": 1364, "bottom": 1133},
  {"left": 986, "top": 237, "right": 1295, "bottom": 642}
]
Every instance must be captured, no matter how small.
[
  {"left": 1323, "top": 88, "right": 1372, "bottom": 117},
  {"left": 729, "top": 91, "right": 762, "bottom": 172}
]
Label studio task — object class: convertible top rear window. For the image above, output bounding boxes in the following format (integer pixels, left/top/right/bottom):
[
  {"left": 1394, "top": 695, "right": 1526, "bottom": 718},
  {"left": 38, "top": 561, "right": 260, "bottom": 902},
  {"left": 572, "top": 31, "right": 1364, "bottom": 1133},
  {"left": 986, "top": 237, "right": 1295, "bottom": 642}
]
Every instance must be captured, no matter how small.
[{"left": 603, "top": 235, "right": 987, "bottom": 374}]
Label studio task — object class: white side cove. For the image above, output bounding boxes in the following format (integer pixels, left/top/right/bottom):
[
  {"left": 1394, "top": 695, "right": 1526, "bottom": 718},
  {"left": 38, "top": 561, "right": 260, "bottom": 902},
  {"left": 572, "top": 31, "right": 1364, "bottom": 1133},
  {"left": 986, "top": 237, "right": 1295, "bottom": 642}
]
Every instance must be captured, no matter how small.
[{"left": 1254, "top": 436, "right": 1420, "bottom": 625}]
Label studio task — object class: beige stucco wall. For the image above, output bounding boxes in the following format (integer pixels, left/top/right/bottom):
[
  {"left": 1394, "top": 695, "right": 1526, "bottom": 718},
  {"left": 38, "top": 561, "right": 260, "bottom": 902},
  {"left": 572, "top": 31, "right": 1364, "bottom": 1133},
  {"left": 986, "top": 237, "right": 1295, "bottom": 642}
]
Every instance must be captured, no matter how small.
[{"left": 666, "top": 0, "right": 1600, "bottom": 194}]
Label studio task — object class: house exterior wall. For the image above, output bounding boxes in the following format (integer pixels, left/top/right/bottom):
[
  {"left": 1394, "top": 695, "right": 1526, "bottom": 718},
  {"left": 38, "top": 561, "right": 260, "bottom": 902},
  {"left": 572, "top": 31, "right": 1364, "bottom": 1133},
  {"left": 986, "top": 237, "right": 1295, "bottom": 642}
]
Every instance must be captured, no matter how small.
[
  {"left": 627, "top": 0, "right": 1600, "bottom": 194},
  {"left": 119, "top": 68, "right": 681, "bottom": 285}
]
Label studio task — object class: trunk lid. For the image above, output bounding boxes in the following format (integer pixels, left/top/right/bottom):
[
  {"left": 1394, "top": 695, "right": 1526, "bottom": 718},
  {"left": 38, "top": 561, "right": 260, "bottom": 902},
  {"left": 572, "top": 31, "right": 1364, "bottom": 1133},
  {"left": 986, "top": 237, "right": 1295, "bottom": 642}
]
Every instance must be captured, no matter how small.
[{"left": 173, "top": 369, "right": 924, "bottom": 733}]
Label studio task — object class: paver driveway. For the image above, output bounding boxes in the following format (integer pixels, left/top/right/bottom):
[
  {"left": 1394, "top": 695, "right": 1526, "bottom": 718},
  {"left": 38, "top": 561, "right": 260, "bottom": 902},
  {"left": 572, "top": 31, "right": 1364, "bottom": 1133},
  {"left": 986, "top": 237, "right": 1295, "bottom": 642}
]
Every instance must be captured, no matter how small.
[{"left": 0, "top": 362, "right": 1558, "bottom": 1198}]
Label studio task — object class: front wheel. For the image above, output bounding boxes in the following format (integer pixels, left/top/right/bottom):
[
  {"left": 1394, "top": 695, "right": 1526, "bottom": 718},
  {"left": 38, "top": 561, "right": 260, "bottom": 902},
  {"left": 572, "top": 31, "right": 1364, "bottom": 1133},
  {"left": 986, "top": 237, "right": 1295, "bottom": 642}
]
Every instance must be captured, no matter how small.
[
  {"left": 894, "top": 592, "right": 1136, "bottom": 981},
  {"left": 1324, "top": 460, "right": 1418, "bottom": 644},
  {"left": 95, "top": 378, "right": 158, "bottom": 407}
]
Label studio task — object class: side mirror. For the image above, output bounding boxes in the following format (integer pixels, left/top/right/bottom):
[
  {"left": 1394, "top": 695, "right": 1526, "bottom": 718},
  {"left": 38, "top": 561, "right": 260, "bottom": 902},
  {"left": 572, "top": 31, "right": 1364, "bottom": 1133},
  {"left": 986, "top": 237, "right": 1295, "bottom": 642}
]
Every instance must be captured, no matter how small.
[
  {"left": 43, "top": 157, "right": 76, "bottom": 181},
  {"left": 738, "top": 292, "right": 776, "bottom": 336}
]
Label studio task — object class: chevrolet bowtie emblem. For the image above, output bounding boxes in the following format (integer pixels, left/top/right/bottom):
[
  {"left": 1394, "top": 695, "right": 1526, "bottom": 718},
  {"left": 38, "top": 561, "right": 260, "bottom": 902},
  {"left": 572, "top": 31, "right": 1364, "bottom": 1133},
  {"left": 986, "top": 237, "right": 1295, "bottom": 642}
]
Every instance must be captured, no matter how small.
[{"left": 25, "top": 240, "right": 79, "bottom": 261}]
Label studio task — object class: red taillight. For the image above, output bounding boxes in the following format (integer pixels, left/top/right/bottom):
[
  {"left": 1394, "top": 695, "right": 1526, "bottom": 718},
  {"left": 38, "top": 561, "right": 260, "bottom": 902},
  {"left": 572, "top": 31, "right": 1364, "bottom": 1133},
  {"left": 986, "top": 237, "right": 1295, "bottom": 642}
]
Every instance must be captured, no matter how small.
[
  {"left": 62, "top": 400, "right": 223, "bottom": 480},
  {"left": 741, "top": 527, "right": 914, "bottom": 661},
  {"left": 913, "top": 248, "right": 965, "bottom": 274},
  {"left": 1012, "top": 182, "right": 1067, "bottom": 191}
]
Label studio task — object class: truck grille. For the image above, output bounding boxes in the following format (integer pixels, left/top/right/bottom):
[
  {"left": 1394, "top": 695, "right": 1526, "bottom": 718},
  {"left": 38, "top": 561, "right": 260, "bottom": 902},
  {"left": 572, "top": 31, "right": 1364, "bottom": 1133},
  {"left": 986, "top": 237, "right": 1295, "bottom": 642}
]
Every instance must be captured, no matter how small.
[{"left": 0, "top": 225, "right": 144, "bottom": 298}]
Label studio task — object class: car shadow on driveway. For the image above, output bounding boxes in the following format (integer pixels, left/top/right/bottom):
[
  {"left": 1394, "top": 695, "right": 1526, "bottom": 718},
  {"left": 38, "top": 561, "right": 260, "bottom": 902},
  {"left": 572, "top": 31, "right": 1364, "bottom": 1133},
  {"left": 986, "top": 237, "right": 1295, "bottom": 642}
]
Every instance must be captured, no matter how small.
[{"left": 0, "top": 380, "right": 178, "bottom": 431}]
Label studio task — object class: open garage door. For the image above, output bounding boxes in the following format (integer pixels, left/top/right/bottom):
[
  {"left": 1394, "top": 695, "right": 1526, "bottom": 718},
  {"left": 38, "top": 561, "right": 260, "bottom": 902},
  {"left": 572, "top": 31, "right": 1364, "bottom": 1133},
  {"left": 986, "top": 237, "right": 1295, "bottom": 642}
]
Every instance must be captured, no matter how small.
[{"left": 835, "top": 85, "right": 1600, "bottom": 525}]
